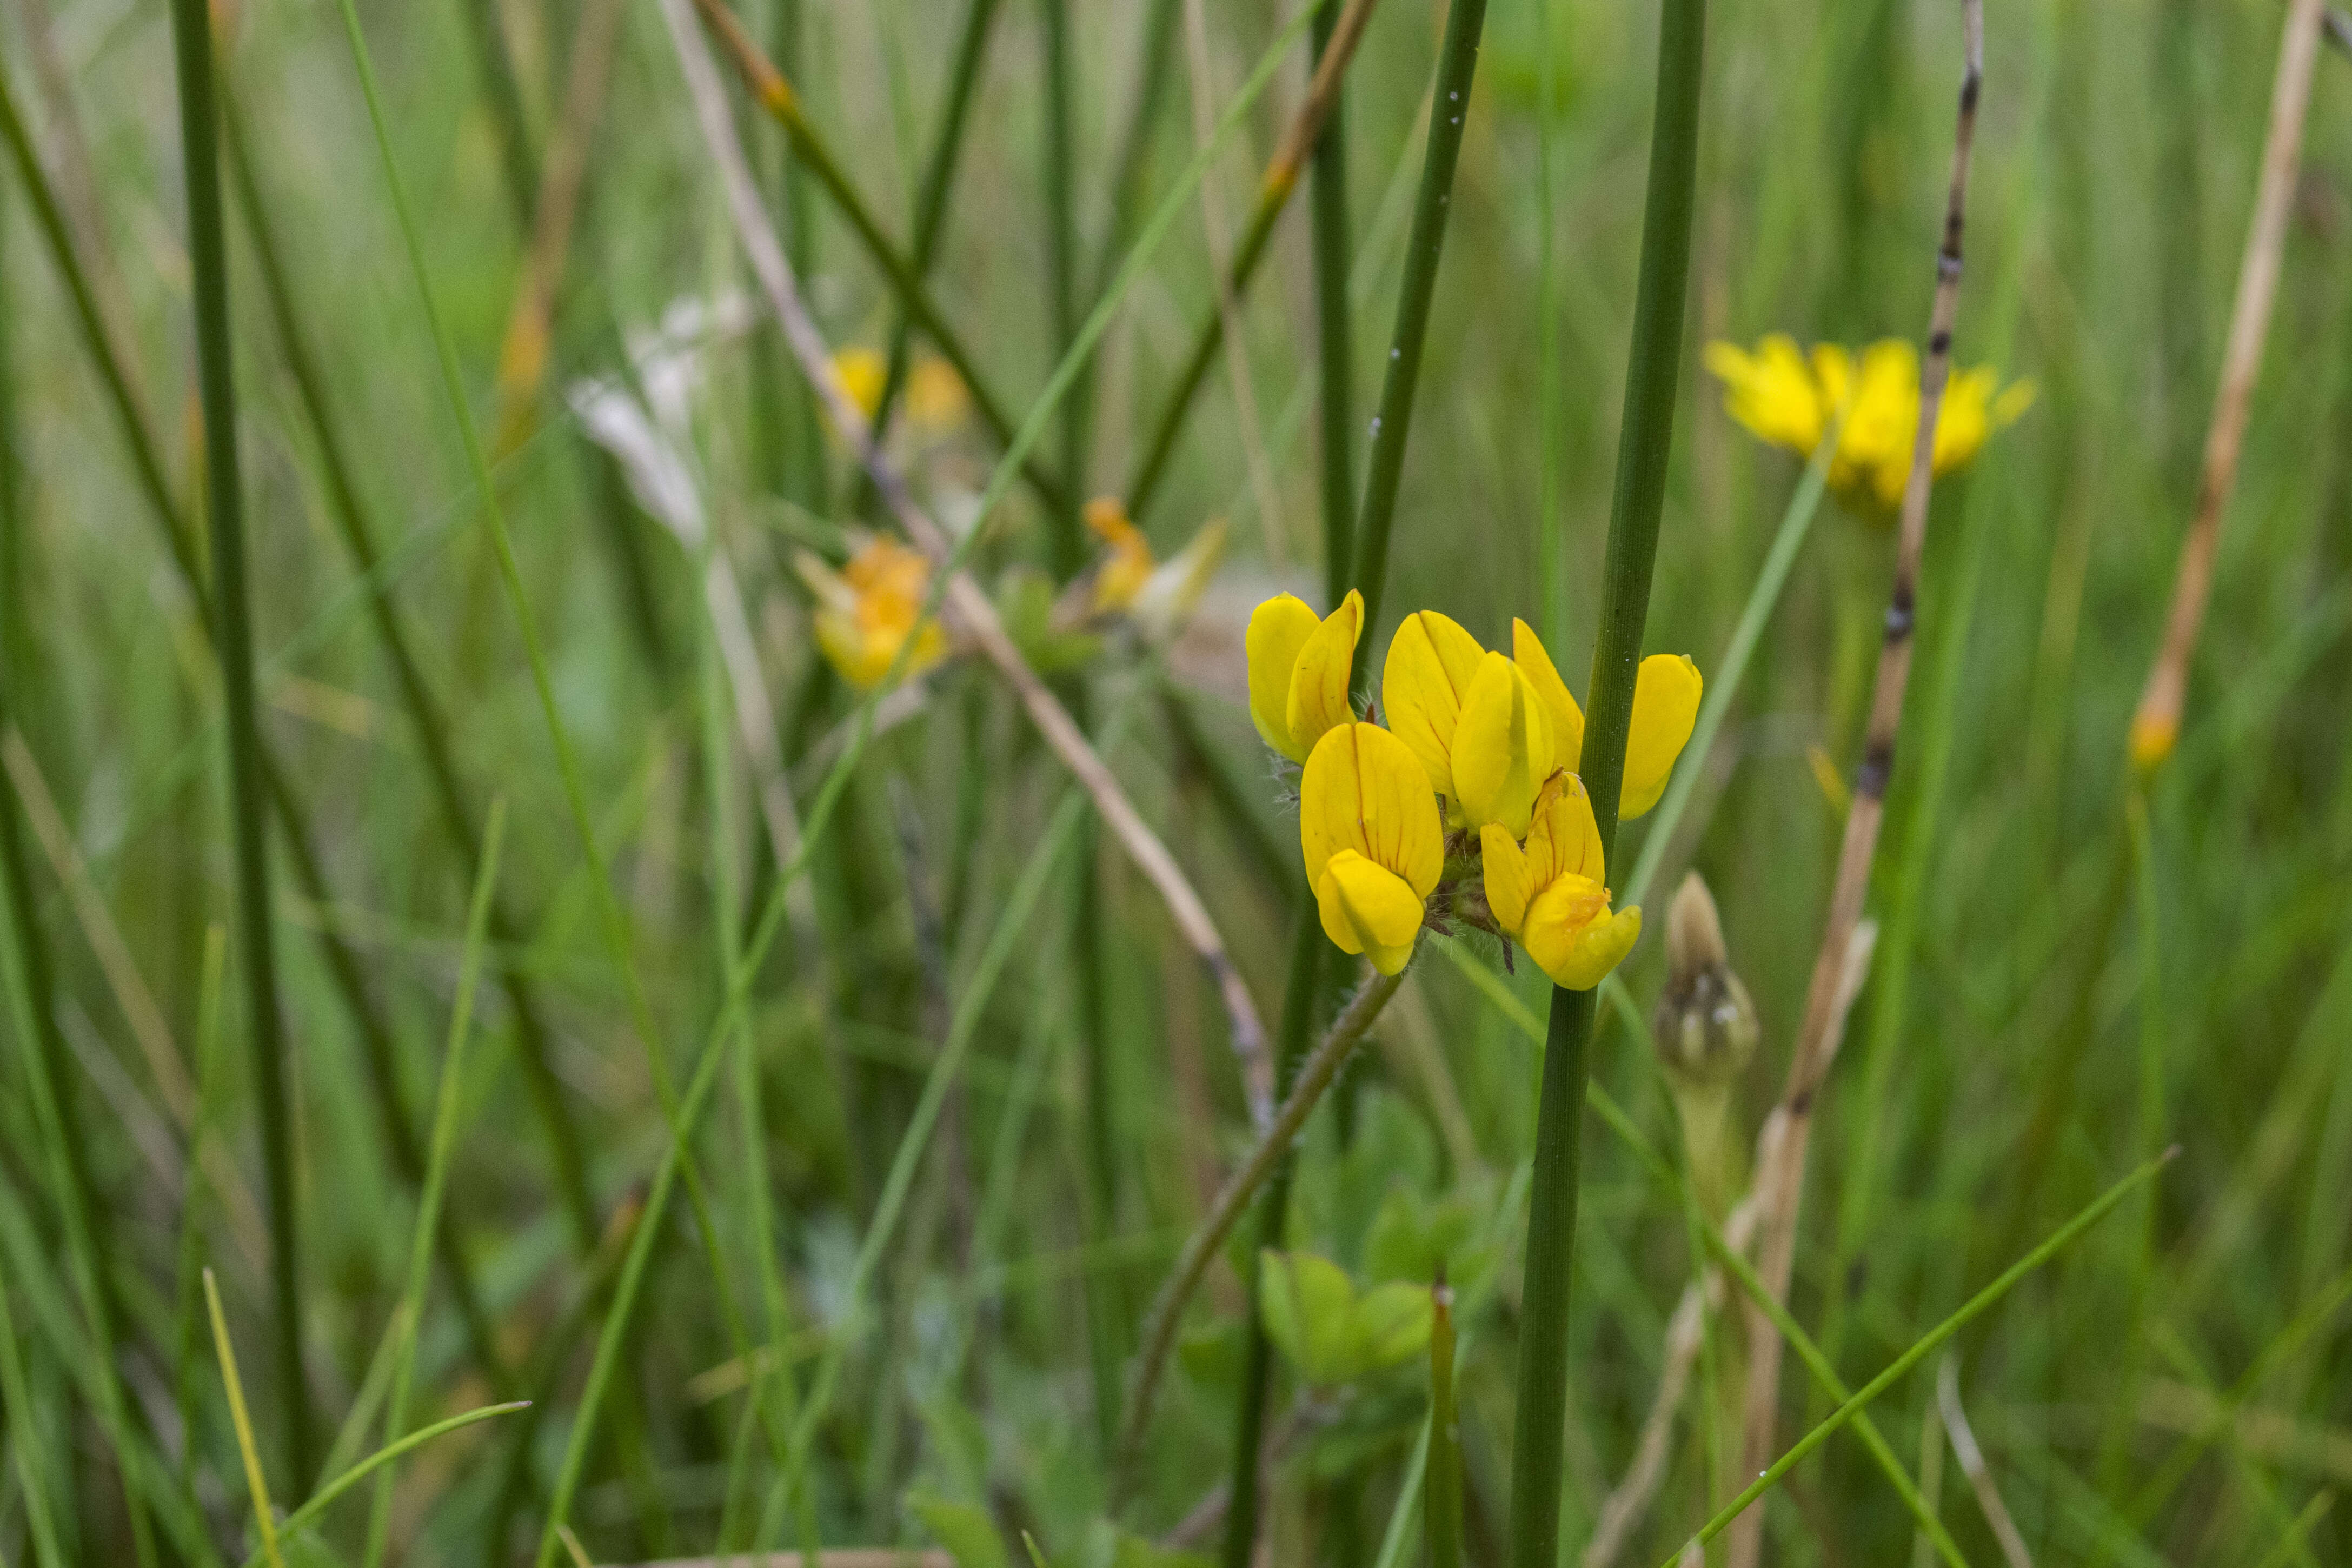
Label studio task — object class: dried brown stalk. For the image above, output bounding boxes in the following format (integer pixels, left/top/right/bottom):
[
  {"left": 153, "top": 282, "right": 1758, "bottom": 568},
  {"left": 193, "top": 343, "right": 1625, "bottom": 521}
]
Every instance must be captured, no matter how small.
[
  {"left": 2127, "top": 0, "right": 2325, "bottom": 773},
  {"left": 1722, "top": 11, "right": 1986, "bottom": 1563},
  {"left": 1937, "top": 1356, "right": 2034, "bottom": 1568},
  {"left": 655, "top": 0, "right": 1272, "bottom": 1113},
  {"left": 492, "top": 0, "right": 632, "bottom": 446}
]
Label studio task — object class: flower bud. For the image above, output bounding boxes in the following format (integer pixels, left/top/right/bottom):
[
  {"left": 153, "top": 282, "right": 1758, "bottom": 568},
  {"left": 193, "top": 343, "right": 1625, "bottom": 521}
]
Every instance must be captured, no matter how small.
[{"left": 1652, "top": 872, "right": 1758, "bottom": 1092}]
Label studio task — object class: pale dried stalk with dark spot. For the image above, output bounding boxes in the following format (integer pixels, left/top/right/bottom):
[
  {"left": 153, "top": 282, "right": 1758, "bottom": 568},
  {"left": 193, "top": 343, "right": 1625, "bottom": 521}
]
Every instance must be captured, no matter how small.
[
  {"left": 1723, "top": 9, "right": 1986, "bottom": 1560},
  {"left": 2127, "top": 0, "right": 2324, "bottom": 772},
  {"left": 656, "top": 0, "right": 1273, "bottom": 1117}
]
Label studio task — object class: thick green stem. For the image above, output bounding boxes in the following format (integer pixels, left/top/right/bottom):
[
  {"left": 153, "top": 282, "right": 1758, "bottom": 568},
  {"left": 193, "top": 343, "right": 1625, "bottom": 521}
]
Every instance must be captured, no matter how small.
[
  {"left": 1345, "top": 0, "right": 1490, "bottom": 689},
  {"left": 169, "top": 0, "right": 311, "bottom": 1487},
  {"left": 1506, "top": 0, "right": 1706, "bottom": 1559},
  {"left": 1308, "top": 0, "right": 1357, "bottom": 602}
]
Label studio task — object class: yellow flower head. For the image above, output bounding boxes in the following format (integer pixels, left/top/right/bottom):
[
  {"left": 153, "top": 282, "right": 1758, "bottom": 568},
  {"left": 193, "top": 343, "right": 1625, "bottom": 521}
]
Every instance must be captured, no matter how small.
[
  {"left": 906, "top": 353, "right": 971, "bottom": 436},
  {"left": 1246, "top": 591, "right": 1363, "bottom": 763},
  {"left": 1480, "top": 772, "right": 1642, "bottom": 991},
  {"left": 1085, "top": 496, "right": 1156, "bottom": 614},
  {"left": 1300, "top": 722, "right": 1443, "bottom": 975},
  {"left": 1386, "top": 613, "right": 1699, "bottom": 828},
  {"left": 1702, "top": 334, "right": 1825, "bottom": 454},
  {"left": 1381, "top": 612, "right": 1553, "bottom": 837},
  {"left": 832, "top": 347, "right": 887, "bottom": 424},
  {"left": 800, "top": 535, "right": 947, "bottom": 689},
  {"left": 1709, "top": 335, "right": 2035, "bottom": 515}
]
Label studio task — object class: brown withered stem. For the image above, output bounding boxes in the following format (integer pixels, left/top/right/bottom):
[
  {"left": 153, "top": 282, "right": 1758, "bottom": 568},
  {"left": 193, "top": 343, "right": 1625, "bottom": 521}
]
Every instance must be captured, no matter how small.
[
  {"left": 2126, "top": 0, "right": 2324, "bottom": 774},
  {"left": 1724, "top": 9, "right": 1986, "bottom": 1562}
]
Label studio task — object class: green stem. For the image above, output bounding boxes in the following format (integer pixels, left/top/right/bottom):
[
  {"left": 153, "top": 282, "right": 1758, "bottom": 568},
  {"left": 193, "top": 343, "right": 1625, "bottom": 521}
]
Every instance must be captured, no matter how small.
[
  {"left": 458, "top": 0, "right": 540, "bottom": 230},
  {"left": 1507, "top": 0, "right": 1706, "bottom": 1559},
  {"left": 1092, "top": 0, "right": 1183, "bottom": 304},
  {"left": 362, "top": 801, "right": 507, "bottom": 1568},
  {"left": 1308, "top": 0, "right": 1357, "bottom": 602},
  {"left": 1345, "top": 0, "right": 1491, "bottom": 689},
  {"left": 694, "top": 0, "right": 1069, "bottom": 516},
  {"left": 169, "top": 0, "right": 311, "bottom": 1487},
  {"left": 1658, "top": 1152, "right": 2173, "bottom": 1568},
  {"left": 1426, "top": 1275, "right": 1464, "bottom": 1568},
  {"left": 1042, "top": 0, "right": 1086, "bottom": 561},
  {"left": 860, "top": 0, "right": 1002, "bottom": 471},
  {"left": 1218, "top": 923, "right": 1324, "bottom": 1568},
  {"left": 220, "top": 66, "right": 593, "bottom": 1318}
]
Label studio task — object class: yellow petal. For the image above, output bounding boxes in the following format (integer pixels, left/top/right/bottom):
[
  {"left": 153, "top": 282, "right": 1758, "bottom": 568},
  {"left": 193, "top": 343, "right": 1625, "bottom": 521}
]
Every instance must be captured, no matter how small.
[
  {"left": 1512, "top": 619, "right": 1585, "bottom": 776},
  {"left": 1620, "top": 655, "right": 1702, "bottom": 819},
  {"left": 1285, "top": 591, "right": 1363, "bottom": 761},
  {"left": 1525, "top": 772, "right": 1605, "bottom": 891},
  {"left": 832, "top": 347, "right": 886, "bottom": 422},
  {"left": 1246, "top": 595, "right": 1321, "bottom": 759},
  {"left": 1316, "top": 849, "right": 1426, "bottom": 975},
  {"left": 1298, "top": 722, "right": 1444, "bottom": 898},
  {"left": 1524, "top": 894, "right": 1642, "bottom": 991},
  {"left": 906, "top": 354, "right": 969, "bottom": 433},
  {"left": 1479, "top": 825, "right": 1532, "bottom": 938},
  {"left": 1380, "top": 610, "right": 1488, "bottom": 795},
  {"left": 1451, "top": 653, "right": 1550, "bottom": 838},
  {"left": 1706, "top": 334, "right": 1823, "bottom": 454}
]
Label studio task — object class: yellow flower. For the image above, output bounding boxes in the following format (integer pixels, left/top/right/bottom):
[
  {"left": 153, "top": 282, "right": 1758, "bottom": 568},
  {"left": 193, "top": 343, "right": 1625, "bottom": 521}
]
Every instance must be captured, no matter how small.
[
  {"left": 1246, "top": 591, "right": 1363, "bottom": 763},
  {"left": 1128, "top": 518, "right": 1229, "bottom": 641},
  {"left": 1709, "top": 335, "right": 2035, "bottom": 515},
  {"left": 832, "top": 347, "right": 887, "bottom": 424},
  {"left": 1085, "top": 496, "right": 1155, "bottom": 614},
  {"left": 1381, "top": 612, "right": 1554, "bottom": 837},
  {"left": 1386, "top": 613, "right": 1698, "bottom": 827},
  {"left": 1300, "top": 722, "right": 1443, "bottom": 975},
  {"left": 1480, "top": 773, "right": 1642, "bottom": 990},
  {"left": 906, "top": 353, "right": 971, "bottom": 436},
  {"left": 799, "top": 535, "right": 947, "bottom": 689},
  {"left": 1702, "top": 333, "right": 1825, "bottom": 454},
  {"left": 1510, "top": 621, "right": 1703, "bottom": 820}
]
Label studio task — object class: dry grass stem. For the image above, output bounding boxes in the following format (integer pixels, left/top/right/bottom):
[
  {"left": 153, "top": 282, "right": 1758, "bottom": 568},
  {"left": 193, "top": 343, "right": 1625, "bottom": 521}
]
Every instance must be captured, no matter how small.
[
  {"left": 1721, "top": 9, "right": 1986, "bottom": 1561},
  {"left": 1936, "top": 1356, "right": 2034, "bottom": 1568},
  {"left": 660, "top": 0, "right": 1273, "bottom": 1118},
  {"left": 2127, "top": 0, "right": 2325, "bottom": 772}
]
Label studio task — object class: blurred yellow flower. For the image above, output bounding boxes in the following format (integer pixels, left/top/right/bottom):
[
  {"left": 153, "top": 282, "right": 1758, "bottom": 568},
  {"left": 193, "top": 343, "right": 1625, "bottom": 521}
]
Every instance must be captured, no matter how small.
[
  {"left": 906, "top": 353, "right": 971, "bottom": 436},
  {"left": 1300, "top": 722, "right": 1443, "bottom": 975},
  {"left": 1707, "top": 334, "right": 2035, "bottom": 514},
  {"left": 1480, "top": 773, "right": 1642, "bottom": 991},
  {"left": 1246, "top": 590, "right": 1362, "bottom": 763},
  {"left": 798, "top": 535, "right": 947, "bottom": 689},
  {"left": 1384, "top": 613, "right": 1699, "bottom": 829},
  {"left": 832, "top": 347, "right": 887, "bottom": 424},
  {"left": 1085, "top": 497, "right": 1155, "bottom": 614}
]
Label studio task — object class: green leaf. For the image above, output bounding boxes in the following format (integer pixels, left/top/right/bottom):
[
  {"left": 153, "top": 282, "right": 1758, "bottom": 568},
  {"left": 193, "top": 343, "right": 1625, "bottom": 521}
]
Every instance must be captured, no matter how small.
[
  {"left": 1113, "top": 1533, "right": 1214, "bottom": 1568},
  {"left": 1259, "top": 1248, "right": 1359, "bottom": 1385},
  {"left": 1349, "top": 1281, "right": 1436, "bottom": 1373},
  {"left": 910, "top": 1493, "right": 1012, "bottom": 1568}
]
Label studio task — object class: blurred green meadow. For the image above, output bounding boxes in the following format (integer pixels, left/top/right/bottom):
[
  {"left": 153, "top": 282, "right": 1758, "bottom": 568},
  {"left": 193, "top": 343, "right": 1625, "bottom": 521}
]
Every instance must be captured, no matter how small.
[{"left": 2, "top": 0, "right": 2350, "bottom": 1563}]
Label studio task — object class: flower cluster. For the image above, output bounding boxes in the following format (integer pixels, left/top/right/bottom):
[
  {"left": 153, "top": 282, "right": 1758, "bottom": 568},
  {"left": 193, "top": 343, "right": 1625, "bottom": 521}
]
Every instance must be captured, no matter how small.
[
  {"left": 829, "top": 346, "right": 972, "bottom": 441},
  {"left": 798, "top": 534, "right": 947, "bottom": 689},
  {"left": 1247, "top": 596, "right": 1700, "bottom": 987},
  {"left": 1706, "top": 334, "right": 2034, "bottom": 514}
]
